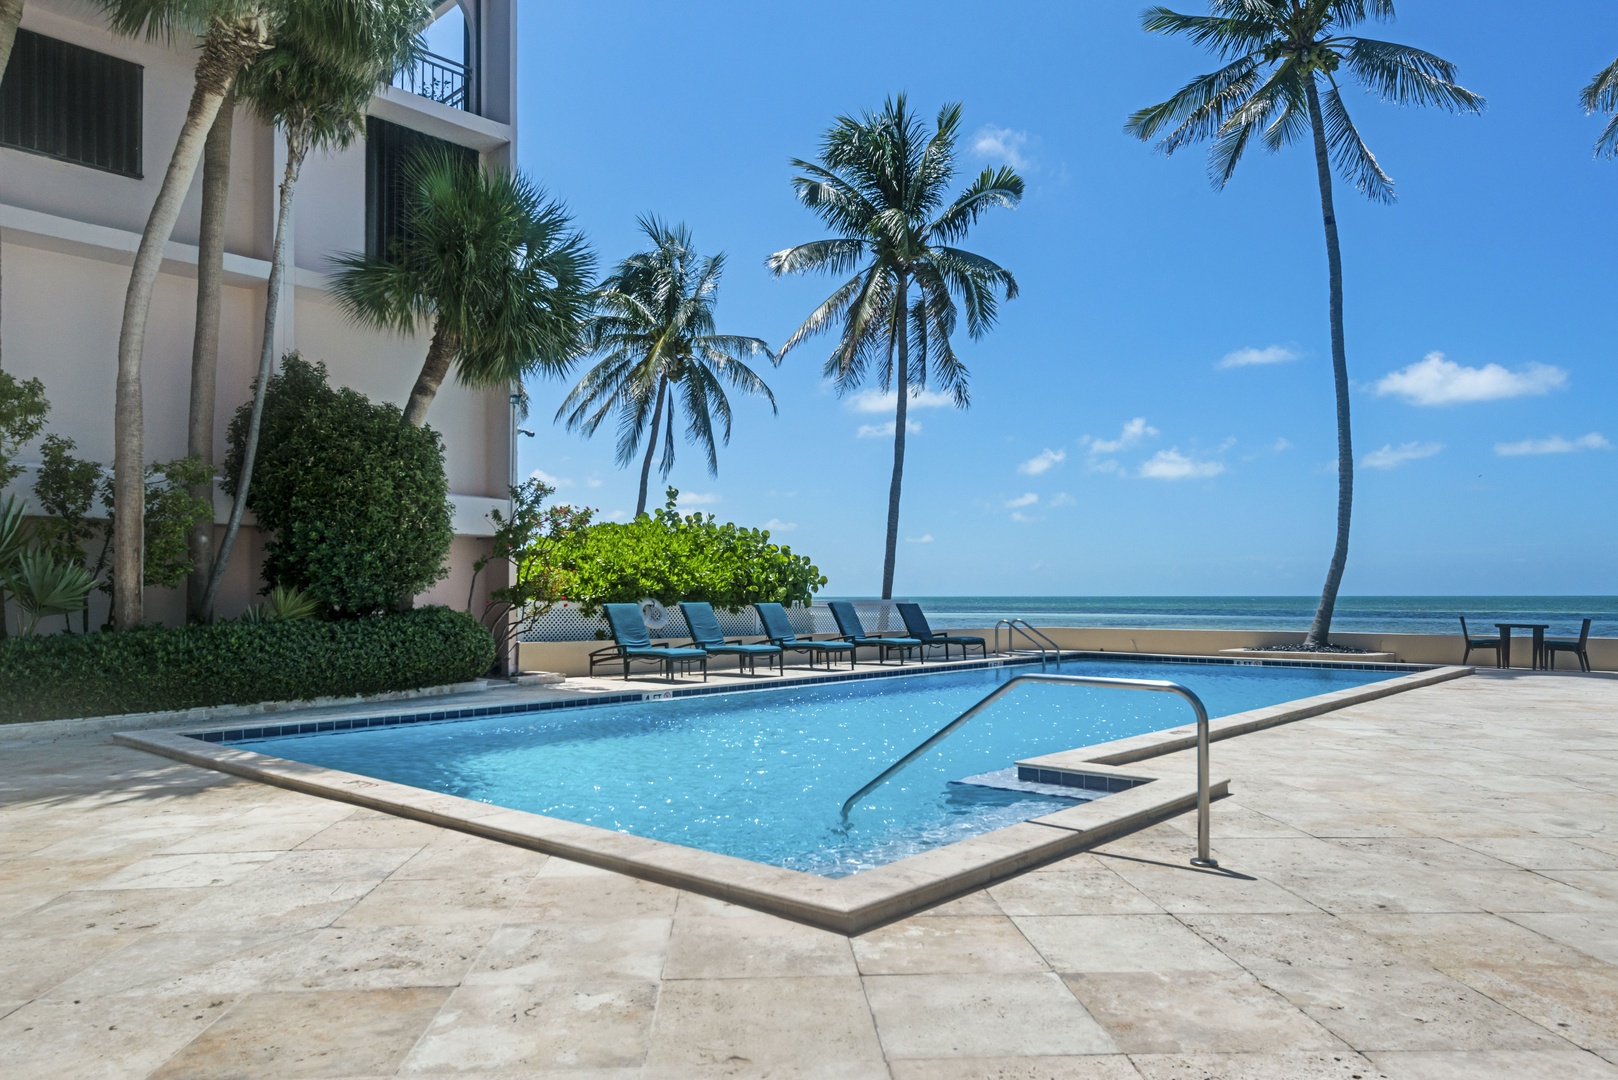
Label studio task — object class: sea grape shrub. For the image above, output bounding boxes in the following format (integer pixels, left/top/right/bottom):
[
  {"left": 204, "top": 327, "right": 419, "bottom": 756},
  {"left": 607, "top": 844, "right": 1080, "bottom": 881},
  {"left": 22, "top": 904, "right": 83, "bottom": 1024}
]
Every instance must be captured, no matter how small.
[
  {"left": 553, "top": 487, "right": 827, "bottom": 615},
  {"left": 225, "top": 355, "right": 453, "bottom": 614}
]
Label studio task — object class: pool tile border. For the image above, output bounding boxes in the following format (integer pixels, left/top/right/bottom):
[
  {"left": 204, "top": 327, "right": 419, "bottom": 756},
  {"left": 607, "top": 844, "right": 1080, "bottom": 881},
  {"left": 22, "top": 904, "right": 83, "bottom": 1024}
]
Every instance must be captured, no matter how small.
[{"left": 114, "top": 661, "right": 1470, "bottom": 934}]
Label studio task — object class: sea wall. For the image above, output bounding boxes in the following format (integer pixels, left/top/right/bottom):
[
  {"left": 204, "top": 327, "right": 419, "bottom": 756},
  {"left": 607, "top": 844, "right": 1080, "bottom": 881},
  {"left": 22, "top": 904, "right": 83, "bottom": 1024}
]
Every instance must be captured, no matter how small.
[{"left": 517, "top": 626, "right": 1617, "bottom": 677}]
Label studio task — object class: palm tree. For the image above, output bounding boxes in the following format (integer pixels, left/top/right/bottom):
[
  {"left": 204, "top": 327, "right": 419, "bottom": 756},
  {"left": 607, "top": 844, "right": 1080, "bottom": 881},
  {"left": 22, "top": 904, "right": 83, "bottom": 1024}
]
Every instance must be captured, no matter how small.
[
  {"left": 558, "top": 217, "right": 778, "bottom": 517},
  {"left": 96, "top": 0, "right": 273, "bottom": 629},
  {"left": 769, "top": 95, "right": 1021, "bottom": 599},
  {"left": 198, "top": 0, "right": 431, "bottom": 620},
  {"left": 1582, "top": 57, "right": 1618, "bottom": 157},
  {"left": 184, "top": 86, "right": 236, "bottom": 623},
  {"left": 1126, "top": 1, "right": 1481, "bottom": 647},
  {"left": 330, "top": 155, "right": 594, "bottom": 428}
]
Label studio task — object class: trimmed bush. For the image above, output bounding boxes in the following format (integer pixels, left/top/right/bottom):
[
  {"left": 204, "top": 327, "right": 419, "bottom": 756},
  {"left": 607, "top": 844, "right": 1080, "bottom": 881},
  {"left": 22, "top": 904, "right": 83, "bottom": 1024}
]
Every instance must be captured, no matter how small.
[
  {"left": 225, "top": 355, "right": 454, "bottom": 614},
  {"left": 0, "top": 606, "right": 494, "bottom": 724}
]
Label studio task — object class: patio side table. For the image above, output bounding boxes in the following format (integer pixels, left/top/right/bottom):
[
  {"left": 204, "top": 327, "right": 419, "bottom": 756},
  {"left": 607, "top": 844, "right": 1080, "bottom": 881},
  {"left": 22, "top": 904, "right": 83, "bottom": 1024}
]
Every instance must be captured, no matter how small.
[{"left": 1495, "top": 623, "right": 1550, "bottom": 670}]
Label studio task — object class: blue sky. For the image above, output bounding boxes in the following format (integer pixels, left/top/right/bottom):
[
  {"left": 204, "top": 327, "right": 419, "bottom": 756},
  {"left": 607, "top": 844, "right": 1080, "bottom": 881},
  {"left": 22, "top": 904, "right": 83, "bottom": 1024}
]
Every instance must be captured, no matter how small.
[{"left": 508, "top": 0, "right": 1618, "bottom": 597}]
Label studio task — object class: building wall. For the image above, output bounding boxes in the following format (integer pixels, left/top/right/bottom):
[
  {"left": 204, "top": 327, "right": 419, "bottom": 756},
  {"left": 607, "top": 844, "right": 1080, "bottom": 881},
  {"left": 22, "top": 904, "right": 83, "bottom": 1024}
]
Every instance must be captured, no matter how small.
[{"left": 1, "top": 0, "right": 517, "bottom": 628}]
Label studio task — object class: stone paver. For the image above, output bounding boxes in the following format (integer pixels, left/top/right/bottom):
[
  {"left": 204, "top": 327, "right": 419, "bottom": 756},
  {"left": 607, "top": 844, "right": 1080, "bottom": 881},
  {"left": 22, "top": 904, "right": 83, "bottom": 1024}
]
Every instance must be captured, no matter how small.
[{"left": 1, "top": 670, "right": 1616, "bottom": 1076}]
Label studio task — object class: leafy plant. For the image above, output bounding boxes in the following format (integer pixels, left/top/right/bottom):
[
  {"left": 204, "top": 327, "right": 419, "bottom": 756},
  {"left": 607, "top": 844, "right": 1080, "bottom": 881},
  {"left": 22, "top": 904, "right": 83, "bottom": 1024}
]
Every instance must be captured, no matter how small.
[
  {"left": 241, "top": 584, "right": 320, "bottom": 624},
  {"left": 4, "top": 549, "right": 96, "bottom": 636},
  {"left": 0, "top": 370, "right": 48, "bottom": 489},
  {"left": 467, "top": 477, "right": 594, "bottom": 663},
  {"left": 224, "top": 354, "right": 454, "bottom": 615},
  {"left": 0, "top": 605, "right": 494, "bottom": 723},
  {"left": 0, "top": 494, "right": 26, "bottom": 637},
  {"left": 552, "top": 488, "right": 826, "bottom": 617}
]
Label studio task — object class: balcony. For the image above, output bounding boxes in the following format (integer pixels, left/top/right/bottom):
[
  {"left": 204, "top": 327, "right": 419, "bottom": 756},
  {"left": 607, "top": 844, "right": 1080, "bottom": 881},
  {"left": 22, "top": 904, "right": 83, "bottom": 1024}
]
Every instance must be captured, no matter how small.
[{"left": 393, "top": 51, "right": 472, "bottom": 112}]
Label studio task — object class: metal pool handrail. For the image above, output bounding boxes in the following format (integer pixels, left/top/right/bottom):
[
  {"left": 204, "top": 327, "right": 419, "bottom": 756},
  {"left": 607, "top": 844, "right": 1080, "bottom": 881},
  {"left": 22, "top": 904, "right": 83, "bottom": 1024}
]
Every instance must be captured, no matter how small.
[
  {"left": 838, "top": 673, "right": 1218, "bottom": 867},
  {"left": 994, "top": 618, "right": 1062, "bottom": 666}
]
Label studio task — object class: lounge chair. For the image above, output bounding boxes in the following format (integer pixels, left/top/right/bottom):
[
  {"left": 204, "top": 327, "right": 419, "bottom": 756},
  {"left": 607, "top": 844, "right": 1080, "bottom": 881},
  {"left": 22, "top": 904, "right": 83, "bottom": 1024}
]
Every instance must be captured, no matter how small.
[
  {"left": 896, "top": 602, "right": 987, "bottom": 661},
  {"left": 754, "top": 602, "right": 857, "bottom": 670},
  {"left": 827, "top": 600, "right": 923, "bottom": 665},
  {"left": 1459, "top": 616, "right": 1502, "bottom": 667},
  {"left": 590, "top": 603, "right": 708, "bottom": 681},
  {"left": 679, "top": 602, "right": 783, "bottom": 676},
  {"left": 1544, "top": 618, "right": 1593, "bottom": 672}
]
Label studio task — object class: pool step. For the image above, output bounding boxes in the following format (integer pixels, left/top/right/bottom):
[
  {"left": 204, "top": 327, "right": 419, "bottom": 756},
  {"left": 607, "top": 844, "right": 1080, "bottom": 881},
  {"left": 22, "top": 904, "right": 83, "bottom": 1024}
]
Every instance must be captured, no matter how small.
[{"left": 952, "top": 767, "right": 1104, "bottom": 801}]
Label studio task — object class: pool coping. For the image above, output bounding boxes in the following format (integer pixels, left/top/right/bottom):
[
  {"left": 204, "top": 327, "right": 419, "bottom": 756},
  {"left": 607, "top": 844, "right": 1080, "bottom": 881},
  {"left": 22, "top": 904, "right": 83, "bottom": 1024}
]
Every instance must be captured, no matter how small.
[{"left": 113, "top": 660, "right": 1472, "bottom": 935}]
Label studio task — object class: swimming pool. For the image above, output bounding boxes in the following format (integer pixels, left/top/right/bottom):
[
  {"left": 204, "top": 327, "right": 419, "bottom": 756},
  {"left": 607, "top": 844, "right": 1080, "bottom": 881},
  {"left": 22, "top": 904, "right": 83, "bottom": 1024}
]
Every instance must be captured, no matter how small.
[{"left": 235, "top": 658, "right": 1395, "bottom": 876}]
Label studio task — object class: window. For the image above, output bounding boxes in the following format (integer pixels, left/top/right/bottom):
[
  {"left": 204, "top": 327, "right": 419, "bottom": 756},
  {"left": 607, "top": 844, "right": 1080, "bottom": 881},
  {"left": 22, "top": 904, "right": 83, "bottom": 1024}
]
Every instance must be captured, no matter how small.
[
  {"left": 364, "top": 116, "right": 477, "bottom": 261},
  {"left": 0, "top": 29, "right": 142, "bottom": 177}
]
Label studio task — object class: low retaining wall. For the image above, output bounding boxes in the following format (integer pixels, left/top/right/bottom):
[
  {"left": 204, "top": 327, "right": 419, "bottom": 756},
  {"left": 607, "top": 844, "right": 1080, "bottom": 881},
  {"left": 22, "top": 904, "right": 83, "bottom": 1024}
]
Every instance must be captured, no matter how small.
[{"left": 517, "top": 625, "right": 1616, "bottom": 676}]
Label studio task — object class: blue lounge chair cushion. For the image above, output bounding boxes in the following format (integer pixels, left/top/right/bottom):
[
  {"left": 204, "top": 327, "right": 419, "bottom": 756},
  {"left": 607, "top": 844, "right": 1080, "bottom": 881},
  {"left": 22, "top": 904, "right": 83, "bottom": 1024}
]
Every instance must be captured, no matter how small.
[
  {"left": 679, "top": 602, "right": 783, "bottom": 655},
  {"left": 896, "top": 602, "right": 986, "bottom": 646},
  {"left": 827, "top": 601, "right": 924, "bottom": 647},
  {"left": 755, "top": 603, "right": 856, "bottom": 649}
]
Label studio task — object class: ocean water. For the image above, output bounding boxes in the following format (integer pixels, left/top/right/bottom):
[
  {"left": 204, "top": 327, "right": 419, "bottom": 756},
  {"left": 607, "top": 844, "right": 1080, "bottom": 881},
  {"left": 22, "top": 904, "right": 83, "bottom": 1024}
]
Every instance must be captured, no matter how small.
[
  {"left": 241, "top": 658, "right": 1391, "bottom": 876},
  {"left": 875, "top": 596, "right": 1617, "bottom": 638}
]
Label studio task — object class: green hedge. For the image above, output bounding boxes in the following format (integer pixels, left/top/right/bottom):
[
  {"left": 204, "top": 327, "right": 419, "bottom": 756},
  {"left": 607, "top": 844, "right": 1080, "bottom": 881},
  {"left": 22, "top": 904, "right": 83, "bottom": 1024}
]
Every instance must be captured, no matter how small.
[{"left": 0, "top": 606, "right": 495, "bottom": 724}]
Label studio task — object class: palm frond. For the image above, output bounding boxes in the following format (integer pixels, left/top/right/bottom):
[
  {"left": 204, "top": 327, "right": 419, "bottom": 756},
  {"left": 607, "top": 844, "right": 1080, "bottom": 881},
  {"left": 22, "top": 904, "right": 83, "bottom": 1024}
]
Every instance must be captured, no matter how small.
[
  {"left": 1582, "top": 57, "right": 1618, "bottom": 158},
  {"left": 1138, "top": 5, "right": 1280, "bottom": 60},
  {"left": 767, "top": 238, "right": 868, "bottom": 278},
  {"left": 929, "top": 166, "right": 1024, "bottom": 243},
  {"left": 1343, "top": 38, "right": 1484, "bottom": 113},
  {"left": 1126, "top": 57, "right": 1263, "bottom": 152},
  {"left": 1208, "top": 61, "right": 1300, "bottom": 188},
  {"left": 1322, "top": 79, "right": 1395, "bottom": 202}
]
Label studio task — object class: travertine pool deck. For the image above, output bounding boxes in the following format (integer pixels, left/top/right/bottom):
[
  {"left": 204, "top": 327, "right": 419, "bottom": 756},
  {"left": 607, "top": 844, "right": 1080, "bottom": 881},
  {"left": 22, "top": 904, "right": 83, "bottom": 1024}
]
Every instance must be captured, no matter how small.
[{"left": 2, "top": 670, "right": 1617, "bottom": 1078}]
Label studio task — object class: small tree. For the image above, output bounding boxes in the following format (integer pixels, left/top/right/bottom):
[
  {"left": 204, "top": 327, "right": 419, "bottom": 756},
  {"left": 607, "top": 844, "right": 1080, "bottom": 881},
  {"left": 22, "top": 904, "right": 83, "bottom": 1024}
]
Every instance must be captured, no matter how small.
[
  {"left": 331, "top": 154, "right": 595, "bottom": 428},
  {"left": 224, "top": 355, "right": 453, "bottom": 615}
]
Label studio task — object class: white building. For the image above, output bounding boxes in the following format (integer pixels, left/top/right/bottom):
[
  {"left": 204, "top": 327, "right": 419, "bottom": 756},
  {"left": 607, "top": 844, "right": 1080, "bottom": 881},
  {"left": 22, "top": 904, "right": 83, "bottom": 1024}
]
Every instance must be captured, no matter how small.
[{"left": 0, "top": 0, "right": 518, "bottom": 627}]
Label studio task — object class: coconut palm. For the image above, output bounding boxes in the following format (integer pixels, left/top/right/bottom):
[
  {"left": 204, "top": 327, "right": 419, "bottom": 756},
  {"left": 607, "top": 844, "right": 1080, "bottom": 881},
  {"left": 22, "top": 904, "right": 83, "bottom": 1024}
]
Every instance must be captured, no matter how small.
[
  {"left": 769, "top": 95, "right": 1021, "bottom": 599},
  {"left": 1582, "top": 57, "right": 1618, "bottom": 157},
  {"left": 330, "top": 154, "right": 594, "bottom": 428},
  {"left": 558, "top": 218, "right": 777, "bottom": 517},
  {"left": 97, "top": 0, "right": 273, "bottom": 629},
  {"left": 198, "top": 0, "right": 430, "bottom": 620},
  {"left": 1126, "top": 1, "right": 1481, "bottom": 646}
]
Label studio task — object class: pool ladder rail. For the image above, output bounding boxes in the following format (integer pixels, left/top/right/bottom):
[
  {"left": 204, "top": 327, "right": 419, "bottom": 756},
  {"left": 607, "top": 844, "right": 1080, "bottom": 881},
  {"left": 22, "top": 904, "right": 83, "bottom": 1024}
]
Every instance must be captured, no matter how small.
[
  {"left": 839, "top": 673, "right": 1218, "bottom": 869},
  {"left": 994, "top": 618, "right": 1062, "bottom": 668}
]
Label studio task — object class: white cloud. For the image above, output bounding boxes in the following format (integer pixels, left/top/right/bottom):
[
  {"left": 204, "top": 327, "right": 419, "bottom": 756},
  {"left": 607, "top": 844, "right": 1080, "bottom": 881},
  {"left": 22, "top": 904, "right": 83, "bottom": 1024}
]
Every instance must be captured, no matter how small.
[
  {"left": 763, "top": 518, "right": 797, "bottom": 532},
  {"left": 1273, "top": 437, "right": 1292, "bottom": 453},
  {"left": 847, "top": 388, "right": 956, "bottom": 414},
  {"left": 585, "top": 476, "right": 603, "bottom": 488},
  {"left": 1219, "top": 345, "right": 1298, "bottom": 369},
  {"left": 1139, "top": 449, "right": 1225, "bottom": 480},
  {"left": 1018, "top": 448, "right": 1066, "bottom": 476},
  {"left": 681, "top": 491, "right": 722, "bottom": 506},
  {"left": 604, "top": 509, "right": 629, "bottom": 522},
  {"left": 970, "top": 125, "right": 1031, "bottom": 169},
  {"left": 1009, "top": 510, "right": 1042, "bottom": 523},
  {"left": 1375, "top": 352, "right": 1568, "bottom": 406},
  {"left": 1004, "top": 492, "right": 1039, "bottom": 509},
  {"left": 1084, "top": 417, "right": 1159, "bottom": 456},
  {"left": 857, "top": 419, "right": 922, "bottom": 439},
  {"left": 906, "top": 533, "right": 934, "bottom": 544},
  {"left": 1047, "top": 492, "right": 1075, "bottom": 507},
  {"left": 1363, "top": 441, "right": 1444, "bottom": 469},
  {"left": 530, "top": 468, "right": 571, "bottom": 487},
  {"left": 1494, "top": 432, "right": 1612, "bottom": 457}
]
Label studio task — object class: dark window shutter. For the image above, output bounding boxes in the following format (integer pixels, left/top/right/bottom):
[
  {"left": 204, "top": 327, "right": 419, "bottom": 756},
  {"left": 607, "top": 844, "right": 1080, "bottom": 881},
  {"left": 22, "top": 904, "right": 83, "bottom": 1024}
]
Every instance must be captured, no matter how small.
[
  {"left": 0, "top": 29, "right": 142, "bottom": 178},
  {"left": 364, "top": 116, "right": 478, "bottom": 261}
]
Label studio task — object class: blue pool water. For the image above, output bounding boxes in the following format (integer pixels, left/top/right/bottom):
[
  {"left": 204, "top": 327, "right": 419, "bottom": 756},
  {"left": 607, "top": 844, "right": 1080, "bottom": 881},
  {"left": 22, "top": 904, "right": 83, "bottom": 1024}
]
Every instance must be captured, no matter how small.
[{"left": 240, "top": 659, "right": 1395, "bottom": 876}]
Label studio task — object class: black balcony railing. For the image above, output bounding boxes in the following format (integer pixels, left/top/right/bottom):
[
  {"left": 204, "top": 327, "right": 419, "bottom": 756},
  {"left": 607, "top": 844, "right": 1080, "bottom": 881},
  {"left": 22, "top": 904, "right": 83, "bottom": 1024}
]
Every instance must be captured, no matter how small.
[{"left": 393, "top": 51, "right": 471, "bottom": 111}]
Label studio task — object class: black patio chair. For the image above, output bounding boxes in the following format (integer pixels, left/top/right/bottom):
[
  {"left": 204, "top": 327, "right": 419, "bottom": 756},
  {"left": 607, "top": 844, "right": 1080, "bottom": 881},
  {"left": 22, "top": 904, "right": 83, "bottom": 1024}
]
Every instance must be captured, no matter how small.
[
  {"left": 1544, "top": 618, "right": 1593, "bottom": 673},
  {"left": 1459, "top": 616, "right": 1502, "bottom": 666}
]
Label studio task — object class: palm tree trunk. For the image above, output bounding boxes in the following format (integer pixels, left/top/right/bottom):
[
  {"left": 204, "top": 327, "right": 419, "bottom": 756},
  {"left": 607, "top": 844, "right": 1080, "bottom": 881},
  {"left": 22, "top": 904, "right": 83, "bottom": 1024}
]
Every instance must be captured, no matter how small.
[
  {"left": 200, "top": 124, "right": 307, "bottom": 620},
  {"left": 185, "top": 90, "right": 235, "bottom": 624},
  {"left": 636, "top": 376, "right": 668, "bottom": 517},
  {"left": 402, "top": 321, "right": 457, "bottom": 427},
  {"left": 111, "top": 19, "right": 266, "bottom": 629},
  {"left": 881, "top": 273, "right": 909, "bottom": 600},
  {"left": 0, "top": 0, "right": 25, "bottom": 85},
  {"left": 1303, "top": 78, "right": 1353, "bottom": 649}
]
